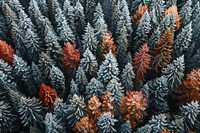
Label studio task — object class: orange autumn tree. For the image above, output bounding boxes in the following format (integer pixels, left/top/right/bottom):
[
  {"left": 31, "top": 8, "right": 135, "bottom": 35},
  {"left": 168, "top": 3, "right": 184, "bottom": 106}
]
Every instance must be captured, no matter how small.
[
  {"left": 152, "top": 29, "right": 173, "bottom": 71},
  {"left": 133, "top": 5, "right": 148, "bottom": 25},
  {"left": 39, "top": 83, "right": 58, "bottom": 112},
  {"left": 61, "top": 42, "right": 80, "bottom": 69},
  {"left": 74, "top": 116, "right": 97, "bottom": 133},
  {"left": 100, "top": 32, "right": 117, "bottom": 58},
  {"left": 0, "top": 40, "right": 14, "bottom": 65},
  {"left": 174, "top": 69, "right": 200, "bottom": 105},
  {"left": 164, "top": 5, "right": 181, "bottom": 30},
  {"left": 121, "top": 91, "right": 147, "bottom": 127},
  {"left": 133, "top": 43, "right": 151, "bottom": 82}
]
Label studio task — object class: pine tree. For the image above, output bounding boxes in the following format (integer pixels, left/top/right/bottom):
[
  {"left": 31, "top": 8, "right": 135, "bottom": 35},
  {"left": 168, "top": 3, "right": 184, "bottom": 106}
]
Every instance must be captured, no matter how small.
[
  {"left": 13, "top": 55, "right": 31, "bottom": 82},
  {"left": 146, "top": 76, "right": 169, "bottom": 113},
  {"left": 111, "top": 0, "right": 121, "bottom": 35},
  {"left": 75, "top": 66, "right": 88, "bottom": 92},
  {"left": 85, "top": 78, "right": 104, "bottom": 99},
  {"left": 93, "top": 2, "right": 104, "bottom": 24},
  {"left": 180, "top": 0, "right": 192, "bottom": 26},
  {"left": 135, "top": 124, "right": 152, "bottom": 133},
  {"left": 133, "top": 4, "right": 148, "bottom": 25},
  {"left": 149, "top": 114, "right": 168, "bottom": 133},
  {"left": 97, "top": 51, "right": 119, "bottom": 86},
  {"left": 82, "top": 23, "right": 99, "bottom": 55},
  {"left": 49, "top": 66, "right": 66, "bottom": 95},
  {"left": 74, "top": 0, "right": 86, "bottom": 37},
  {"left": 97, "top": 112, "right": 118, "bottom": 133},
  {"left": 116, "top": 22, "right": 129, "bottom": 70},
  {"left": 85, "top": 0, "right": 96, "bottom": 23},
  {"left": 31, "top": 62, "right": 43, "bottom": 88},
  {"left": 179, "top": 101, "right": 200, "bottom": 131},
  {"left": 148, "top": 26, "right": 161, "bottom": 50},
  {"left": 54, "top": 98, "right": 68, "bottom": 122},
  {"left": 66, "top": 94, "right": 86, "bottom": 126},
  {"left": 80, "top": 48, "right": 98, "bottom": 76},
  {"left": 120, "top": 120, "right": 132, "bottom": 133},
  {"left": 0, "top": 71, "right": 17, "bottom": 90},
  {"left": 0, "top": 100, "right": 16, "bottom": 132},
  {"left": 0, "top": 15, "right": 9, "bottom": 42},
  {"left": 134, "top": 11, "right": 151, "bottom": 51},
  {"left": 44, "top": 113, "right": 64, "bottom": 133},
  {"left": 49, "top": 0, "right": 75, "bottom": 43},
  {"left": 152, "top": 30, "right": 173, "bottom": 71},
  {"left": 149, "top": 0, "right": 165, "bottom": 23},
  {"left": 192, "top": 2, "right": 200, "bottom": 20},
  {"left": 149, "top": 7, "right": 159, "bottom": 29},
  {"left": 133, "top": 43, "right": 151, "bottom": 82},
  {"left": 35, "top": 0, "right": 48, "bottom": 17},
  {"left": 120, "top": 0, "right": 133, "bottom": 34},
  {"left": 0, "top": 59, "right": 13, "bottom": 80},
  {"left": 120, "top": 62, "right": 135, "bottom": 92},
  {"left": 18, "top": 97, "right": 44, "bottom": 126},
  {"left": 161, "top": 55, "right": 185, "bottom": 93},
  {"left": 38, "top": 52, "right": 54, "bottom": 79},
  {"left": 106, "top": 76, "right": 124, "bottom": 103}
]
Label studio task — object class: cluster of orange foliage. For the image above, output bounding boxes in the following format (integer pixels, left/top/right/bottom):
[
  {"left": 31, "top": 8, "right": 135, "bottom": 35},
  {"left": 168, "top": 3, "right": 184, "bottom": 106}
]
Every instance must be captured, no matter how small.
[
  {"left": 74, "top": 117, "right": 97, "bottom": 133},
  {"left": 164, "top": 5, "right": 181, "bottom": 31},
  {"left": 133, "top": 43, "right": 151, "bottom": 82},
  {"left": 61, "top": 42, "right": 80, "bottom": 69},
  {"left": 74, "top": 92, "right": 114, "bottom": 133},
  {"left": 133, "top": 5, "right": 148, "bottom": 24},
  {"left": 0, "top": 40, "right": 14, "bottom": 65},
  {"left": 174, "top": 69, "right": 200, "bottom": 105},
  {"left": 121, "top": 91, "right": 147, "bottom": 127},
  {"left": 152, "top": 30, "right": 173, "bottom": 71},
  {"left": 100, "top": 32, "right": 117, "bottom": 58},
  {"left": 39, "top": 83, "right": 58, "bottom": 112}
]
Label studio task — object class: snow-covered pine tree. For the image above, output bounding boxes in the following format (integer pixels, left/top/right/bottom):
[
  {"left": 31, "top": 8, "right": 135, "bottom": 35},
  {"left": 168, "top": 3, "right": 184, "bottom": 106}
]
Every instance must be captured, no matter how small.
[
  {"left": 75, "top": 66, "right": 88, "bottom": 92},
  {"left": 161, "top": 55, "right": 185, "bottom": 93},
  {"left": 97, "top": 112, "right": 118, "bottom": 133},
  {"left": 66, "top": 94, "right": 86, "bottom": 126},
  {"left": 106, "top": 76, "right": 124, "bottom": 103},
  {"left": 149, "top": 0, "right": 165, "bottom": 23},
  {"left": 134, "top": 11, "right": 151, "bottom": 52},
  {"left": 49, "top": 66, "right": 66, "bottom": 95},
  {"left": 44, "top": 113, "right": 65, "bottom": 133},
  {"left": 179, "top": 0, "right": 192, "bottom": 26},
  {"left": 149, "top": 114, "right": 169, "bottom": 133},
  {"left": 97, "top": 51, "right": 119, "bottom": 86},
  {"left": 81, "top": 23, "right": 99, "bottom": 55},
  {"left": 85, "top": 0, "right": 97, "bottom": 23},
  {"left": 49, "top": 0, "right": 75, "bottom": 44},
  {"left": 148, "top": 26, "right": 161, "bottom": 50},
  {"left": 174, "top": 22, "right": 192, "bottom": 57},
  {"left": 120, "top": 62, "right": 135, "bottom": 92},
  {"left": 54, "top": 98, "right": 68, "bottom": 122},
  {"left": 18, "top": 97, "right": 44, "bottom": 126},
  {"left": 85, "top": 78, "right": 104, "bottom": 99},
  {"left": 111, "top": 0, "right": 121, "bottom": 36},
  {"left": 80, "top": 48, "right": 98, "bottom": 76},
  {"left": 35, "top": 0, "right": 48, "bottom": 17},
  {"left": 74, "top": 0, "right": 86, "bottom": 38},
  {"left": 120, "top": 120, "right": 132, "bottom": 133}
]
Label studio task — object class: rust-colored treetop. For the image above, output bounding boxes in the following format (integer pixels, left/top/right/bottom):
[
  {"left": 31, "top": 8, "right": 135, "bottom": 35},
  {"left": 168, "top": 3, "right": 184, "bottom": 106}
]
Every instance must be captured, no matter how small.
[{"left": 0, "top": 40, "right": 14, "bottom": 65}]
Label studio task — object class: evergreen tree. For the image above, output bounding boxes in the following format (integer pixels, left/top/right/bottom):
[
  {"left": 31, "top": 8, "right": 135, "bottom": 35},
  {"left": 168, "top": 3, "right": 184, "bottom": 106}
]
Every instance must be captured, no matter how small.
[
  {"left": 149, "top": 7, "right": 159, "bottom": 29},
  {"left": 85, "top": 78, "right": 104, "bottom": 99},
  {"left": 75, "top": 66, "right": 88, "bottom": 92},
  {"left": 97, "top": 112, "right": 118, "bottom": 133},
  {"left": 18, "top": 97, "right": 44, "bottom": 126},
  {"left": 179, "top": 0, "right": 192, "bottom": 26},
  {"left": 134, "top": 11, "right": 151, "bottom": 51},
  {"left": 0, "top": 59, "right": 13, "bottom": 80},
  {"left": 35, "top": 0, "right": 48, "bottom": 17},
  {"left": 120, "top": 62, "right": 135, "bottom": 92},
  {"left": 49, "top": 66, "right": 66, "bottom": 95},
  {"left": 161, "top": 55, "right": 185, "bottom": 93},
  {"left": 31, "top": 62, "right": 43, "bottom": 88},
  {"left": 192, "top": 2, "right": 200, "bottom": 20},
  {"left": 179, "top": 101, "right": 200, "bottom": 130},
  {"left": 0, "top": 100, "right": 16, "bottom": 132},
  {"left": 93, "top": 2, "right": 104, "bottom": 24},
  {"left": 0, "top": 71, "right": 17, "bottom": 90},
  {"left": 97, "top": 51, "right": 119, "bottom": 86},
  {"left": 85, "top": 0, "right": 97, "bottom": 23},
  {"left": 106, "top": 76, "right": 124, "bottom": 103},
  {"left": 74, "top": 0, "right": 86, "bottom": 37},
  {"left": 120, "top": 120, "right": 132, "bottom": 133},
  {"left": 0, "top": 15, "right": 9, "bottom": 42},
  {"left": 66, "top": 94, "right": 86, "bottom": 126},
  {"left": 192, "top": 6, "right": 200, "bottom": 48},
  {"left": 54, "top": 98, "right": 68, "bottom": 122},
  {"left": 111, "top": 0, "right": 121, "bottom": 35},
  {"left": 82, "top": 23, "right": 99, "bottom": 55},
  {"left": 44, "top": 113, "right": 64, "bottom": 133},
  {"left": 49, "top": 0, "right": 75, "bottom": 43},
  {"left": 148, "top": 26, "right": 161, "bottom": 50},
  {"left": 149, "top": 114, "right": 168, "bottom": 133},
  {"left": 135, "top": 124, "right": 152, "bottom": 133},
  {"left": 149, "top": 0, "right": 165, "bottom": 23},
  {"left": 80, "top": 48, "right": 98, "bottom": 76}
]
